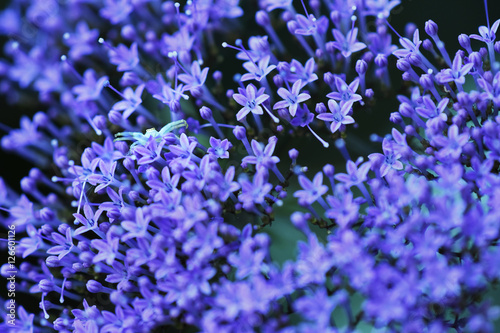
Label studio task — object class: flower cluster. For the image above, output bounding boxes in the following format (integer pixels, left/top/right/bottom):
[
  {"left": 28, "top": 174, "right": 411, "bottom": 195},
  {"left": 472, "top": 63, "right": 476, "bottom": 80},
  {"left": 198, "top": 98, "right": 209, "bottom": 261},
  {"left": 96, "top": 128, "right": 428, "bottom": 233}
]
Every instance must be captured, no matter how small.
[{"left": 1, "top": 0, "right": 500, "bottom": 332}]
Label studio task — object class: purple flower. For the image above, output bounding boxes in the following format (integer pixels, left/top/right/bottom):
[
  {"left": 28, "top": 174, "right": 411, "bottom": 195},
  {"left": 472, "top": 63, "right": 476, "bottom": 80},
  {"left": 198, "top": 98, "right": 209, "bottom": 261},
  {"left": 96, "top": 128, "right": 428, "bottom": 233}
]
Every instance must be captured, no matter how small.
[
  {"left": 316, "top": 100, "right": 355, "bottom": 133},
  {"left": 291, "top": 14, "right": 329, "bottom": 36},
  {"left": 47, "top": 227, "right": 74, "bottom": 260},
  {"left": 242, "top": 136, "right": 280, "bottom": 170},
  {"left": 435, "top": 53, "right": 474, "bottom": 85},
  {"left": 100, "top": 0, "right": 133, "bottom": 24},
  {"left": 241, "top": 55, "right": 276, "bottom": 82},
  {"left": 72, "top": 69, "right": 109, "bottom": 102},
  {"left": 364, "top": 0, "right": 401, "bottom": 18},
  {"left": 294, "top": 172, "right": 328, "bottom": 206},
  {"left": 109, "top": 42, "right": 139, "bottom": 72},
  {"left": 233, "top": 83, "right": 270, "bottom": 121},
  {"left": 368, "top": 139, "right": 404, "bottom": 177},
  {"left": 207, "top": 137, "right": 232, "bottom": 159},
  {"left": 289, "top": 58, "right": 319, "bottom": 86},
  {"left": 273, "top": 80, "right": 311, "bottom": 117},
  {"left": 178, "top": 60, "right": 209, "bottom": 90},
  {"left": 87, "top": 160, "right": 118, "bottom": 192},
  {"left": 393, "top": 29, "right": 423, "bottom": 59},
  {"left": 327, "top": 76, "right": 362, "bottom": 104},
  {"left": 432, "top": 124, "right": 470, "bottom": 161},
  {"left": 134, "top": 136, "right": 166, "bottom": 165},
  {"left": 63, "top": 21, "right": 99, "bottom": 60},
  {"left": 208, "top": 166, "right": 240, "bottom": 201},
  {"left": 331, "top": 27, "right": 366, "bottom": 58},
  {"left": 334, "top": 160, "right": 371, "bottom": 188},
  {"left": 325, "top": 190, "right": 359, "bottom": 228},
  {"left": 73, "top": 203, "right": 103, "bottom": 235},
  {"left": 121, "top": 207, "right": 151, "bottom": 241},
  {"left": 239, "top": 171, "right": 273, "bottom": 210},
  {"left": 92, "top": 231, "right": 120, "bottom": 265},
  {"left": 470, "top": 19, "right": 500, "bottom": 43}
]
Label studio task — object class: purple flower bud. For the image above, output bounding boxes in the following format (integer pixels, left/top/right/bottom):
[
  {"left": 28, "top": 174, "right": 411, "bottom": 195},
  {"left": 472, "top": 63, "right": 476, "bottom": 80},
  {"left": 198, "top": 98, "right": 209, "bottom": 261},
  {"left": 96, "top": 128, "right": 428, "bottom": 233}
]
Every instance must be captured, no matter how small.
[
  {"left": 39, "top": 279, "right": 55, "bottom": 292},
  {"left": 281, "top": 10, "right": 294, "bottom": 22},
  {"left": 39, "top": 207, "right": 55, "bottom": 221},
  {"left": 40, "top": 224, "right": 53, "bottom": 235},
  {"left": 277, "top": 61, "right": 290, "bottom": 72},
  {"left": 226, "top": 89, "right": 234, "bottom": 99},
  {"left": 396, "top": 58, "right": 411, "bottom": 72},
  {"left": 233, "top": 126, "right": 246, "bottom": 140},
  {"left": 479, "top": 47, "right": 488, "bottom": 58},
  {"left": 362, "top": 51, "right": 374, "bottom": 63},
  {"left": 291, "top": 211, "right": 309, "bottom": 234},
  {"left": 495, "top": 41, "right": 500, "bottom": 54},
  {"left": 356, "top": 60, "right": 368, "bottom": 75},
  {"left": 374, "top": 54, "right": 388, "bottom": 67},
  {"left": 425, "top": 20, "right": 438, "bottom": 37},
  {"left": 287, "top": 20, "right": 299, "bottom": 34},
  {"left": 191, "top": 86, "right": 203, "bottom": 99},
  {"left": 405, "top": 22, "right": 417, "bottom": 38},
  {"left": 324, "top": 72, "right": 335, "bottom": 86},
  {"left": 408, "top": 53, "right": 422, "bottom": 67},
  {"left": 390, "top": 112, "right": 403, "bottom": 124},
  {"left": 46, "top": 256, "right": 60, "bottom": 267},
  {"left": 457, "top": 91, "right": 471, "bottom": 106},
  {"left": 57, "top": 223, "right": 70, "bottom": 235},
  {"left": 273, "top": 74, "right": 284, "bottom": 87},
  {"left": 123, "top": 157, "right": 135, "bottom": 171},
  {"left": 29, "top": 168, "right": 43, "bottom": 180},
  {"left": 87, "top": 280, "right": 103, "bottom": 293},
  {"left": 399, "top": 102, "right": 414, "bottom": 117},
  {"left": 402, "top": 72, "right": 412, "bottom": 81},
  {"left": 213, "top": 70, "right": 222, "bottom": 82},
  {"left": 121, "top": 24, "right": 137, "bottom": 40},
  {"left": 323, "top": 164, "right": 335, "bottom": 177},
  {"left": 316, "top": 102, "right": 327, "bottom": 114},
  {"left": 200, "top": 106, "right": 212, "bottom": 120},
  {"left": 108, "top": 110, "right": 123, "bottom": 125},
  {"left": 78, "top": 241, "right": 91, "bottom": 252},
  {"left": 72, "top": 263, "right": 83, "bottom": 271},
  {"left": 419, "top": 74, "right": 434, "bottom": 90},
  {"left": 330, "top": 10, "right": 341, "bottom": 25},
  {"left": 325, "top": 41, "right": 336, "bottom": 54},
  {"left": 79, "top": 251, "right": 95, "bottom": 264},
  {"left": 289, "top": 148, "right": 299, "bottom": 160},
  {"left": 256, "top": 10, "right": 270, "bottom": 26},
  {"left": 33, "top": 111, "right": 48, "bottom": 127},
  {"left": 405, "top": 125, "right": 416, "bottom": 136},
  {"left": 422, "top": 39, "right": 433, "bottom": 51},
  {"left": 458, "top": 33, "right": 471, "bottom": 50},
  {"left": 20, "top": 177, "right": 36, "bottom": 193},
  {"left": 93, "top": 115, "right": 107, "bottom": 130},
  {"left": 365, "top": 88, "right": 374, "bottom": 98}
]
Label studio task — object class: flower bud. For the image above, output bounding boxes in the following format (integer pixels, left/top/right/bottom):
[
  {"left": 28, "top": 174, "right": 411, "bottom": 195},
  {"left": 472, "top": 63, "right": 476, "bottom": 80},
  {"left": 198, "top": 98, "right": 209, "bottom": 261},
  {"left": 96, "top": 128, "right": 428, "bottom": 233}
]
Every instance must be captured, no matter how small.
[
  {"left": 288, "top": 148, "right": 299, "bottom": 161},
  {"left": 200, "top": 106, "right": 212, "bottom": 120},
  {"left": 425, "top": 20, "right": 438, "bottom": 37},
  {"left": 233, "top": 126, "right": 246, "bottom": 140},
  {"left": 356, "top": 59, "right": 368, "bottom": 74},
  {"left": 422, "top": 39, "right": 433, "bottom": 51},
  {"left": 323, "top": 164, "right": 335, "bottom": 177},
  {"left": 458, "top": 34, "right": 471, "bottom": 50},
  {"left": 87, "top": 280, "right": 103, "bottom": 293},
  {"left": 396, "top": 58, "right": 411, "bottom": 72},
  {"left": 255, "top": 10, "right": 270, "bottom": 26},
  {"left": 374, "top": 54, "right": 387, "bottom": 67}
]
